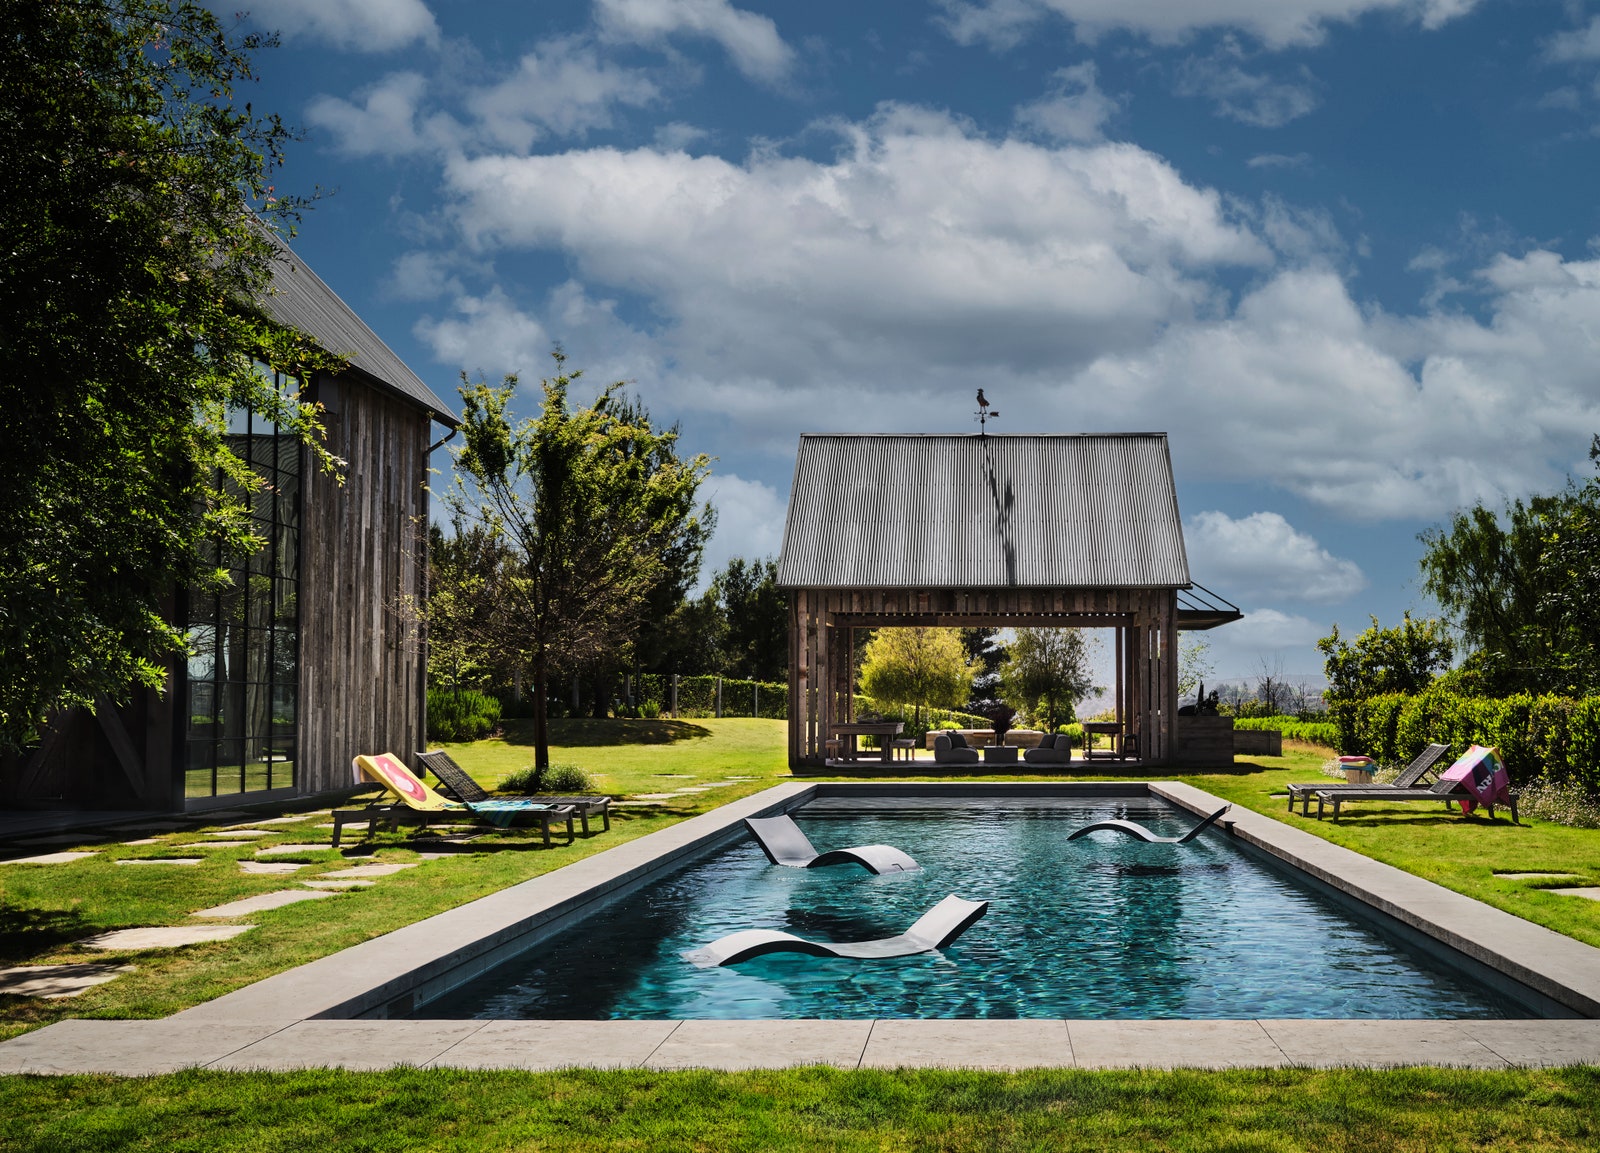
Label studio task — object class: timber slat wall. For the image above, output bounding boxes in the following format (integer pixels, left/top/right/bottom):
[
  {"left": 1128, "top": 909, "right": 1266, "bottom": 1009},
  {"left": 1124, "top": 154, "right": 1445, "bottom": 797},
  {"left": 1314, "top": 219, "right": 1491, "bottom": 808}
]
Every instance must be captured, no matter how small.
[{"left": 298, "top": 374, "right": 430, "bottom": 795}]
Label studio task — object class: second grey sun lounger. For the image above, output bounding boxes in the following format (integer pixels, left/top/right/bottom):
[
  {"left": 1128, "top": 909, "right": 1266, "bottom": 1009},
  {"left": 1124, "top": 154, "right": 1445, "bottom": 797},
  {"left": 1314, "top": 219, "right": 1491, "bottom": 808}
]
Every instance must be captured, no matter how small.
[
  {"left": 1315, "top": 777, "right": 1518, "bottom": 822},
  {"left": 682, "top": 894, "right": 988, "bottom": 967},
  {"left": 1286, "top": 743, "right": 1448, "bottom": 815},
  {"left": 1066, "top": 805, "right": 1231, "bottom": 844},
  {"left": 416, "top": 749, "right": 611, "bottom": 834},
  {"left": 745, "top": 814, "right": 920, "bottom": 873}
]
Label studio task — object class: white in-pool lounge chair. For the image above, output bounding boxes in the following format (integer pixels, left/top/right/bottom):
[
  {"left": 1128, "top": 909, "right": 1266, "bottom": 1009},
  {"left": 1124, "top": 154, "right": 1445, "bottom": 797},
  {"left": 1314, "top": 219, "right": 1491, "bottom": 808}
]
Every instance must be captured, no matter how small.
[
  {"left": 745, "top": 814, "right": 920, "bottom": 874},
  {"left": 681, "top": 894, "right": 988, "bottom": 967},
  {"left": 1066, "top": 805, "right": 1231, "bottom": 844}
]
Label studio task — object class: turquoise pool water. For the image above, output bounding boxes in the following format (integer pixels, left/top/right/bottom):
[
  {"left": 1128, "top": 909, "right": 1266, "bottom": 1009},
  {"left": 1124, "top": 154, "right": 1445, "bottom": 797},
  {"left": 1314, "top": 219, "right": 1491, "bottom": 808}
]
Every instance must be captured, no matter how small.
[{"left": 417, "top": 797, "right": 1533, "bottom": 1020}]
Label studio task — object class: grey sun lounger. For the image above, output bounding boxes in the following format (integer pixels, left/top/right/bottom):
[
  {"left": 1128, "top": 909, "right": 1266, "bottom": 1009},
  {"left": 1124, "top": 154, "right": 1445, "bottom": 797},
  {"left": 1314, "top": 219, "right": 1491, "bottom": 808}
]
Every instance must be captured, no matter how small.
[
  {"left": 416, "top": 749, "right": 611, "bottom": 834},
  {"left": 682, "top": 894, "right": 988, "bottom": 968},
  {"left": 1315, "top": 777, "right": 1518, "bottom": 822},
  {"left": 745, "top": 814, "right": 920, "bottom": 873},
  {"left": 1066, "top": 805, "right": 1231, "bottom": 844},
  {"left": 1286, "top": 743, "right": 1448, "bottom": 816}
]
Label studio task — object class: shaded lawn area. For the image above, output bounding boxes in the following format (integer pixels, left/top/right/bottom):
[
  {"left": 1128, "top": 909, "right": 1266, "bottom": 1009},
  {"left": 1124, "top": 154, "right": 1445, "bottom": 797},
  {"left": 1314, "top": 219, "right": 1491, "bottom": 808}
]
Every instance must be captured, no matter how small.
[{"left": 2, "top": 1066, "right": 1598, "bottom": 1153}]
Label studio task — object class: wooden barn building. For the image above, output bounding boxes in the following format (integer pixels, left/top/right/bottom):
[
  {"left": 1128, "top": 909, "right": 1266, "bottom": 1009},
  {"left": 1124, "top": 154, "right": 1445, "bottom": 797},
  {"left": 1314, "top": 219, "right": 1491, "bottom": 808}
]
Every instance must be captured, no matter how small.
[
  {"left": 2, "top": 242, "right": 457, "bottom": 815},
  {"left": 775, "top": 433, "right": 1239, "bottom": 768}
]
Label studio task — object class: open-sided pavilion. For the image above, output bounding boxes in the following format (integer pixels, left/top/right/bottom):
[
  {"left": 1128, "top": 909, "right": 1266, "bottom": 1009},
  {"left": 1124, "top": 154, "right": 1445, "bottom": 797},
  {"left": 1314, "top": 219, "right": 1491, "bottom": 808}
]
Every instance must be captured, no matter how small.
[{"left": 775, "top": 433, "right": 1239, "bottom": 769}]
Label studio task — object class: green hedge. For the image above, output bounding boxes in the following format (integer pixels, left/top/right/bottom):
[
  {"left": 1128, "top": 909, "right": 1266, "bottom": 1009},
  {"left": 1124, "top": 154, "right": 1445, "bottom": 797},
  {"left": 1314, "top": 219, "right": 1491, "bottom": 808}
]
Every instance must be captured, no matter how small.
[
  {"left": 1332, "top": 691, "right": 1600, "bottom": 789},
  {"left": 1233, "top": 715, "right": 1339, "bottom": 749},
  {"left": 635, "top": 674, "right": 787, "bottom": 719},
  {"left": 427, "top": 688, "right": 503, "bottom": 742}
]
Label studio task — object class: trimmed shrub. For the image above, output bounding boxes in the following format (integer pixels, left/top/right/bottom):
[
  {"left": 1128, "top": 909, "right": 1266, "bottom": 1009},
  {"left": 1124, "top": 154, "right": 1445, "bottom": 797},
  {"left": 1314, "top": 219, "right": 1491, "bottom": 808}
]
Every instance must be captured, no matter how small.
[
  {"left": 1233, "top": 715, "right": 1339, "bottom": 749},
  {"left": 426, "top": 688, "right": 502, "bottom": 742},
  {"left": 498, "top": 762, "right": 595, "bottom": 794}
]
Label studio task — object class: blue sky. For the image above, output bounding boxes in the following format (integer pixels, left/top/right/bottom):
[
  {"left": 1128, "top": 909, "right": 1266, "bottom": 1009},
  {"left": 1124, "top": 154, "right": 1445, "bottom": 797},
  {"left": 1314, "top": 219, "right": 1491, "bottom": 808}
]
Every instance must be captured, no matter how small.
[{"left": 230, "top": 0, "right": 1600, "bottom": 682}]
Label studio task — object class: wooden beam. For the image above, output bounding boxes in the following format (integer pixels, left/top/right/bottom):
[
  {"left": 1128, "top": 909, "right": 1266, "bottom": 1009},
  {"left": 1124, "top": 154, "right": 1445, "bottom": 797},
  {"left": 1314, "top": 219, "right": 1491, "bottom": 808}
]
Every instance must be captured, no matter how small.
[{"left": 94, "top": 696, "right": 146, "bottom": 796}]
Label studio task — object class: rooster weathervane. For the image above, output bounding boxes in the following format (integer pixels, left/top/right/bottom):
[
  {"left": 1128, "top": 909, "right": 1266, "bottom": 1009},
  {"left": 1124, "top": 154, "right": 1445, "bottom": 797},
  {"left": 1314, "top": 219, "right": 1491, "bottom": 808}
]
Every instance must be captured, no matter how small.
[{"left": 974, "top": 389, "right": 1000, "bottom": 436}]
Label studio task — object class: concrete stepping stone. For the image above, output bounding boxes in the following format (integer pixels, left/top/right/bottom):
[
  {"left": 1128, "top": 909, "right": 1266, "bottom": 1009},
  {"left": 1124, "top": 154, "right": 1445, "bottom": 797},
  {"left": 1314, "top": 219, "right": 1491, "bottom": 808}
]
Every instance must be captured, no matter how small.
[
  {"left": 255, "top": 844, "right": 332, "bottom": 856},
  {"left": 0, "top": 963, "right": 134, "bottom": 999},
  {"left": 673, "top": 787, "right": 715, "bottom": 793},
  {"left": 632, "top": 793, "right": 680, "bottom": 800},
  {"left": 191, "top": 810, "right": 251, "bottom": 822},
  {"left": 655, "top": 774, "right": 695, "bottom": 779},
  {"left": 1549, "top": 887, "right": 1600, "bottom": 900},
  {"left": 80, "top": 925, "right": 254, "bottom": 950},
  {"left": 239, "top": 861, "right": 308, "bottom": 874},
  {"left": 187, "top": 841, "right": 253, "bottom": 849},
  {"left": 301, "top": 879, "right": 375, "bottom": 890},
  {"left": 1496, "top": 872, "right": 1583, "bottom": 880},
  {"left": 116, "top": 858, "right": 203, "bottom": 866},
  {"left": 192, "top": 890, "right": 335, "bottom": 918},
  {"left": 3, "top": 851, "right": 98, "bottom": 865},
  {"left": 613, "top": 799, "right": 668, "bottom": 807},
  {"left": 318, "top": 863, "right": 418, "bottom": 879},
  {"left": 244, "top": 812, "right": 330, "bottom": 826},
  {"left": 121, "top": 838, "right": 166, "bottom": 846},
  {"left": 209, "top": 829, "right": 272, "bottom": 838}
]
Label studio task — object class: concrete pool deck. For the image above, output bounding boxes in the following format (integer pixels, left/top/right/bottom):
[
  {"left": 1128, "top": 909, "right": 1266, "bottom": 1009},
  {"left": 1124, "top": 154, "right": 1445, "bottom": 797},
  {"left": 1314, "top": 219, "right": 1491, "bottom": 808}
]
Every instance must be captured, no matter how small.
[{"left": 4, "top": 781, "right": 1600, "bottom": 1074}]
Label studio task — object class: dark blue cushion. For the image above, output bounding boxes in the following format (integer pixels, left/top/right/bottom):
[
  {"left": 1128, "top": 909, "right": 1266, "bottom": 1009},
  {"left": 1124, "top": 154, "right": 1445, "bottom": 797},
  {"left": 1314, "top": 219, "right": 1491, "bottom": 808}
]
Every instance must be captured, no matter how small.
[{"left": 948, "top": 731, "right": 967, "bottom": 748}]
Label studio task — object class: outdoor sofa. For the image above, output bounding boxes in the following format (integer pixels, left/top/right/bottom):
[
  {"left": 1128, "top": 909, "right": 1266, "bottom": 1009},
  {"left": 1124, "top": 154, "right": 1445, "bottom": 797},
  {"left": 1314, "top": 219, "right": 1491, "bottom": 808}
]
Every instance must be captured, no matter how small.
[
  {"left": 932, "top": 732, "right": 981, "bottom": 764},
  {"left": 1023, "top": 731, "right": 1072, "bottom": 765}
]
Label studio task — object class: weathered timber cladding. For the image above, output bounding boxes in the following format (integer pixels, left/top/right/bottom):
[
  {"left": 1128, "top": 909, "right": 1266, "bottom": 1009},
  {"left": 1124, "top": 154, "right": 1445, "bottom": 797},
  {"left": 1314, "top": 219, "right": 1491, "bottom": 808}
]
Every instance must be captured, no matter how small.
[{"left": 297, "top": 373, "right": 430, "bottom": 794}]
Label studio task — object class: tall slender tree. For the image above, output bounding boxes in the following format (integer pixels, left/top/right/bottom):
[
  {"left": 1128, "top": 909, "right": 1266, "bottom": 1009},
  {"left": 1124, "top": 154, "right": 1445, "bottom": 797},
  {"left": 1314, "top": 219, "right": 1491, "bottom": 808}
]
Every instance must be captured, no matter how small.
[
  {"left": 999, "top": 628, "right": 1100, "bottom": 730},
  {"left": 448, "top": 353, "right": 712, "bottom": 774}
]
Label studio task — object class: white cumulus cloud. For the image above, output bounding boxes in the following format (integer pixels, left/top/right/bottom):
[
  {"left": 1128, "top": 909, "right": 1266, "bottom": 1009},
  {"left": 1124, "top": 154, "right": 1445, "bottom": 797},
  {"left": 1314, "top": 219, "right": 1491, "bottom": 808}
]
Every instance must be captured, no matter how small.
[
  {"left": 1014, "top": 63, "right": 1121, "bottom": 142},
  {"left": 1185, "top": 510, "right": 1366, "bottom": 604},
  {"left": 1175, "top": 41, "right": 1320, "bottom": 127},
  {"left": 243, "top": 0, "right": 438, "bottom": 52},
  {"left": 596, "top": 0, "right": 795, "bottom": 83},
  {"left": 1546, "top": 16, "right": 1600, "bottom": 63},
  {"left": 469, "top": 38, "right": 661, "bottom": 152},
  {"left": 700, "top": 473, "right": 787, "bottom": 584}
]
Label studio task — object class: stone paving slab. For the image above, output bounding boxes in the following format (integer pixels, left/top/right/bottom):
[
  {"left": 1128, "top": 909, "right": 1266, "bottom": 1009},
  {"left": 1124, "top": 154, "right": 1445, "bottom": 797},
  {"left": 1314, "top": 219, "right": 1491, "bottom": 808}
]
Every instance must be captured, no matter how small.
[
  {"left": 3, "top": 851, "right": 98, "bottom": 865},
  {"left": 318, "top": 863, "right": 418, "bottom": 879},
  {"left": 1462, "top": 1019, "right": 1600, "bottom": 1065},
  {"left": 302, "top": 879, "right": 376, "bottom": 890},
  {"left": 1549, "top": 887, "right": 1600, "bottom": 901},
  {"left": 121, "top": 838, "right": 166, "bottom": 846},
  {"left": 1495, "top": 872, "right": 1583, "bottom": 880},
  {"left": 1067, "top": 1020, "right": 1287, "bottom": 1069},
  {"left": 192, "top": 891, "right": 335, "bottom": 918},
  {"left": 1261, "top": 1020, "right": 1507, "bottom": 1068},
  {"left": 645, "top": 1019, "right": 872, "bottom": 1070},
  {"left": 426, "top": 1020, "right": 681, "bottom": 1070},
  {"left": 0, "top": 1020, "right": 282, "bottom": 1074},
  {"left": 239, "top": 861, "right": 308, "bottom": 874},
  {"left": 210, "top": 830, "right": 272, "bottom": 838},
  {"left": 116, "top": 857, "right": 203, "bottom": 866},
  {"left": 245, "top": 813, "right": 330, "bottom": 826},
  {"left": 186, "top": 840, "right": 253, "bottom": 849},
  {"left": 81, "top": 925, "right": 256, "bottom": 950},
  {"left": 862, "top": 1019, "right": 1074, "bottom": 1069},
  {"left": 255, "top": 844, "right": 334, "bottom": 856},
  {"left": 0, "top": 963, "right": 133, "bottom": 999},
  {"left": 209, "top": 1020, "right": 486, "bottom": 1071}
]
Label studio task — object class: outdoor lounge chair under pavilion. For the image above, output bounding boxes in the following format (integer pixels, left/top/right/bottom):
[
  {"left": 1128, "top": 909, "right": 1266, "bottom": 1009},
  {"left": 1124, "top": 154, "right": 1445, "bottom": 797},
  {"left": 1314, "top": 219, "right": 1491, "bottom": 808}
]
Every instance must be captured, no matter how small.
[
  {"left": 1067, "top": 805, "right": 1231, "bottom": 844},
  {"left": 745, "top": 815, "right": 920, "bottom": 873},
  {"left": 332, "top": 754, "right": 578, "bottom": 846},
  {"left": 932, "top": 733, "right": 981, "bottom": 765},
  {"left": 1286, "top": 743, "right": 1449, "bottom": 815},
  {"left": 681, "top": 894, "right": 988, "bottom": 967},
  {"left": 415, "top": 749, "right": 611, "bottom": 834}
]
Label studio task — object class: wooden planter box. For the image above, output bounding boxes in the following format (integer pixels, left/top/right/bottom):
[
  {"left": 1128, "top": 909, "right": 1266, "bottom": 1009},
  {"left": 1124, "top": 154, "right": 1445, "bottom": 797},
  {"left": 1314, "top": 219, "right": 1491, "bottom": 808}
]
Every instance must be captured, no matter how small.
[{"left": 1175, "top": 716, "right": 1235, "bottom": 764}]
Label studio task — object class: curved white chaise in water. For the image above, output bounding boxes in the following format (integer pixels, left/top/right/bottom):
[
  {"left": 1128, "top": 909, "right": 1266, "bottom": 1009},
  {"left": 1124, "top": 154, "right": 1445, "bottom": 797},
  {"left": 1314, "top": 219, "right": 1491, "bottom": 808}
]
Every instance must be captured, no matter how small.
[
  {"left": 745, "top": 814, "right": 920, "bottom": 874},
  {"left": 682, "top": 894, "right": 989, "bottom": 968},
  {"left": 1066, "top": 805, "right": 1232, "bottom": 844}
]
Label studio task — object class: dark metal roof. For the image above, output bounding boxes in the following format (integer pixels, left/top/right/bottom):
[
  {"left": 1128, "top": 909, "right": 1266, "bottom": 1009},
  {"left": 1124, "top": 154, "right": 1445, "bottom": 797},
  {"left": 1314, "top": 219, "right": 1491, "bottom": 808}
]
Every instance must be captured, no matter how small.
[
  {"left": 257, "top": 235, "right": 457, "bottom": 427},
  {"left": 777, "top": 433, "right": 1191, "bottom": 589}
]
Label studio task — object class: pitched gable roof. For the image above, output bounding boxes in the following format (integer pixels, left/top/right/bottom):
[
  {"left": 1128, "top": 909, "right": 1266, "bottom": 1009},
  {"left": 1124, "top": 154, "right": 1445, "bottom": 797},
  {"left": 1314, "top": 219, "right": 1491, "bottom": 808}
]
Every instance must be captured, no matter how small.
[{"left": 776, "top": 433, "right": 1191, "bottom": 589}]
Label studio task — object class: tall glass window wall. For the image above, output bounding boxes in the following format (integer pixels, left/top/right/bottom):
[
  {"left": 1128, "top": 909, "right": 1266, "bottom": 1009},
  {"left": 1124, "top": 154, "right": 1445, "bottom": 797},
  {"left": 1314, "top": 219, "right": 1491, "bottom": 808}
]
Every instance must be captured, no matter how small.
[{"left": 184, "top": 377, "right": 301, "bottom": 799}]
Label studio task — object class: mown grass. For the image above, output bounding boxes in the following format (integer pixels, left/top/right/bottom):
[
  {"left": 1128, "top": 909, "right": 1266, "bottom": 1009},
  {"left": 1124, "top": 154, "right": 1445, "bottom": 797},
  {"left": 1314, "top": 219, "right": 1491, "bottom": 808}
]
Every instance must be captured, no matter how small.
[{"left": 1, "top": 1066, "right": 1597, "bottom": 1152}]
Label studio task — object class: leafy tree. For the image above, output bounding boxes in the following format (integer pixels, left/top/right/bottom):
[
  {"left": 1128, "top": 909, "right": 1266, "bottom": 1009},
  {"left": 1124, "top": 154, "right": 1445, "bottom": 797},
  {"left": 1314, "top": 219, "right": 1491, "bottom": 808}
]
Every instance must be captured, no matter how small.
[
  {"left": 998, "top": 628, "right": 1100, "bottom": 730},
  {"left": 425, "top": 521, "right": 515, "bottom": 699},
  {"left": 1317, "top": 612, "right": 1454, "bottom": 702},
  {"left": 712, "top": 557, "right": 788, "bottom": 681},
  {"left": 1535, "top": 436, "right": 1600, "bottom": 692},
  {"left": 959, "top": 627, "right": 1007, "bottom": 705},
  {"left": 0, "top": 1, "right": 335, "bottom": 751},
  {"left": 1177, "top": 635, "right": 1215, "bottom": 703},
  {"left": 448, "top": 353, "right": 712, "bottom": 772},
  {"left": 1418, "top": 481, "right": 1597, "bottom": 695},
  {"left": 858, "top": 628, "right": 979, "bottom": 726}
]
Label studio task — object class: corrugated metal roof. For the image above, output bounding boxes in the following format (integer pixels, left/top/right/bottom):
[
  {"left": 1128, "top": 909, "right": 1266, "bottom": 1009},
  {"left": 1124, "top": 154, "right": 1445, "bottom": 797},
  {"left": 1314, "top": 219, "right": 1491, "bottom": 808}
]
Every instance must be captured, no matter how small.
[
  {"left": 776, "top": 434, "right": 1191, "bottom": 589},
  {"left": 256, "top": 234, "right": 457, "bottom": 426}
]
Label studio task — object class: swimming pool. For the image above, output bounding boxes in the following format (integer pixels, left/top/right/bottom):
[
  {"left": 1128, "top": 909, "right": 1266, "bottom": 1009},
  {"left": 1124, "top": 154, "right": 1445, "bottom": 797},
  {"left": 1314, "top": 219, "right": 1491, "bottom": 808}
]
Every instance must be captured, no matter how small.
[{"left": 416, "top": 795, "right": 1538, "bottom": 1021}]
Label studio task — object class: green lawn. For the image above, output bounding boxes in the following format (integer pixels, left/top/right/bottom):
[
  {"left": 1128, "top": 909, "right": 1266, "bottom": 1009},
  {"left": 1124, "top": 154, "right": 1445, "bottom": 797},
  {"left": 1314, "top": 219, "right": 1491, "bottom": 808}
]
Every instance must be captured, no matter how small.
[{"left": 1, "top": 1066, "right": 1597, "bottom": 1152}]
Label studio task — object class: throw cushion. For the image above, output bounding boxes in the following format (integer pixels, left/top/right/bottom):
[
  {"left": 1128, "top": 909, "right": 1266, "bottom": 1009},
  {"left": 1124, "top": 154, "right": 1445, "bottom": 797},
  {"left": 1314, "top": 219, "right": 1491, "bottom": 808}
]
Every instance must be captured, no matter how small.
[
  {"left": 948, "top": 731, "right": 968, "bottom": 748},
  {"left": 1037, "top": 732, "right": 1056, "bottom": 751}
]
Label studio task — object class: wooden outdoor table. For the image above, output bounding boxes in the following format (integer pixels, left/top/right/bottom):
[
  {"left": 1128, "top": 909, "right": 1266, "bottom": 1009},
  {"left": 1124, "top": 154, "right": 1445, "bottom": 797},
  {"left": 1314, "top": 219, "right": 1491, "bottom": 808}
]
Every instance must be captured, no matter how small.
[
  {"left": 829, "top": 722, "right": 905, "bottom": 763},
  {"left": 1083, "top": 721, "right": 1126, "bottom": 761}
]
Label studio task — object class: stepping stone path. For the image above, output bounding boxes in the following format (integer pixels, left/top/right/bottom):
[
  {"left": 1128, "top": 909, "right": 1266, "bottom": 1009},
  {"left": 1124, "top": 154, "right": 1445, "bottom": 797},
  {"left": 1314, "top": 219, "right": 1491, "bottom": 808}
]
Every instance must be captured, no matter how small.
[
  {"left": 81, "top": 925, "right": 255, "bottom": 950},
  {"left": 121, "top": 838, "right": 166, "bottom": 847},
  {"left": 255, "top": 844, "right": 333, "bottom": 856},
  {"left": 632, "top": 793, "right": 680, "bottom": 800},
  {"left": 302, "top": 879, "right": 375, "bottom": 890},
  {"left": 318, "top": 863, "right": 418, "bottom": 879},
  {"left": 243, "top": 813, "right": 330, "bottom": 826},
  {"left": 209, "top": 829, "right": 272, "bottom": 838},
  {"left": 1496, "top": 872, "right": 1583, "bottom": 880},
  {"left": 1549, "top": 887, "right": 1600, "bottom": 901},
  {"left": 188, "top": 841, "right": 253, "bottom": 849},
  {"left": 116, "top": 858, "right": 203, "bottom": 866},
  {"left": 239, "top": 861, "right": 308, "bottom": 874},
  {"left": 192, "top": 891, "right": 335, "bottom": 918},
  {"left": 614, "top": 800, "right": 668, "bottom": 807},
  {"left": 3, "top": 852, "right": 98, "bottom": 866},
  {"left": 0, "top": 963, "right": 133, "bottom": 999}
]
